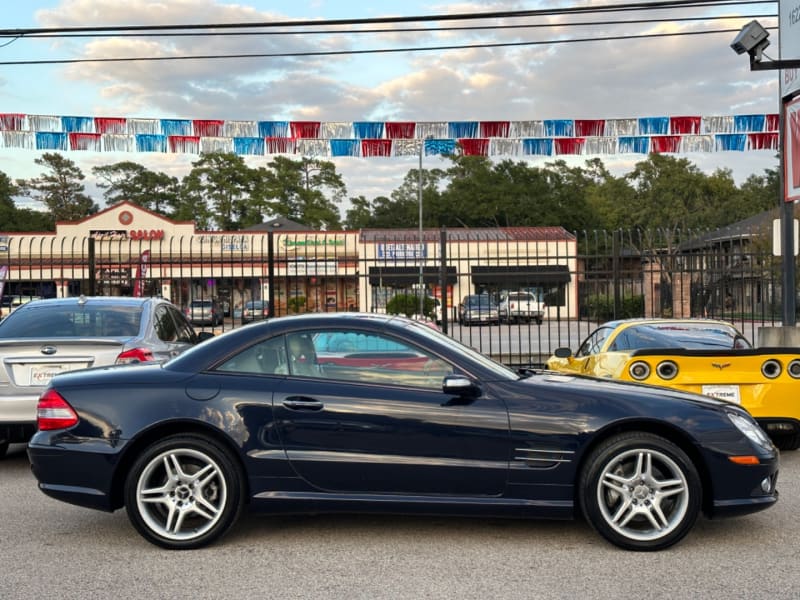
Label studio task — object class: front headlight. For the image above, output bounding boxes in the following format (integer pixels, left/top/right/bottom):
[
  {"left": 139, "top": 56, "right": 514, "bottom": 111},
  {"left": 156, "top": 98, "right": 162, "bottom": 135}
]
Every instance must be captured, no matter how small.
[{"left": 727, "top": 412, "right": 772, "bottom": 449}]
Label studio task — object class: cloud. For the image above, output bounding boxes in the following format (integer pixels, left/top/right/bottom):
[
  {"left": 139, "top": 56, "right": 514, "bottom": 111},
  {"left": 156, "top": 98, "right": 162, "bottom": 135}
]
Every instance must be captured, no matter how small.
[{"left": 5, "top": 0, "right": 778, "bottom": 212}]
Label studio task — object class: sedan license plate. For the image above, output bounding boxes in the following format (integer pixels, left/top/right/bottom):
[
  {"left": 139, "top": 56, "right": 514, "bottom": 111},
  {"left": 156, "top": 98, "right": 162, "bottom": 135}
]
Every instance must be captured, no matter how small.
[
  {"left": 702, "top": 384, "right": 741, "bottom": 404},
  {"left": 29, "top": 364, "right": 78, "bottom": 386}
]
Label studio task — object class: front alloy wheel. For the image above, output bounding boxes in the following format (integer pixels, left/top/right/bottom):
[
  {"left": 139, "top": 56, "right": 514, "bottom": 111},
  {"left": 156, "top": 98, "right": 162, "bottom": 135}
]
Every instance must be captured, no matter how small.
[
  {"left": 580, "top": 432, "right": 701, "bottom": 551},
  {"left": 124, "top": 435, "right": 244, "bottom": 549}
]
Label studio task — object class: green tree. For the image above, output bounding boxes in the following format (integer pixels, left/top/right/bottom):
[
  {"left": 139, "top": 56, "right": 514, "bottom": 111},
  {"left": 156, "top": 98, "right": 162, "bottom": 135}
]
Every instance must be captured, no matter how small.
[
  {"left": 539, "top": 159, "right": 600, "bottom": 231},
  {"left": 92, "top": 161, "right": 180, "bottom": 215},
  {"left": 737, "top": 166, "right": 780, "bottom": 216},
  {"left": 343, "top": 195, "right": 373, "bottom": 229},
  {"left": 439, "top": 155, "right": 502, "bottom": 226},
  {"left": 623, "top": 154, "right": 709, "bottom": 231},
  {"left": 181, "top": 152, "right": 259, "bottom": 230},
  {"left": 365, "top": 195, "right": 418, "bottom": 228},
  {"left": 263, "top": 156, "right": 345, "bottom": 229},
  {"left": 584, "top": 158, "right": 637, "bottom": 231},
  {"left": 0, "top": 171, "right": 51, "bottom": 231},
  {"left": 16, "top": 153, "right": 98, "bottom": 224}
]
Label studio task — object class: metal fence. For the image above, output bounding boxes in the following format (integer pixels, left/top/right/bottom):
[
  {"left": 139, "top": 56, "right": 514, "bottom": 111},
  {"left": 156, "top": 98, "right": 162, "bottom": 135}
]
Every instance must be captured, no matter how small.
[{"left": 0, "top": 224, "right": 787, "bottom": 366}]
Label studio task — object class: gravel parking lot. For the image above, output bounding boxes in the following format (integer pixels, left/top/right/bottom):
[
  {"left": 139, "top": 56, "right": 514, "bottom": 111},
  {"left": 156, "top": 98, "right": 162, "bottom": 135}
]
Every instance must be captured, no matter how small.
[{"left": 2, "top": 442, "right": 799, "bottom": 600}]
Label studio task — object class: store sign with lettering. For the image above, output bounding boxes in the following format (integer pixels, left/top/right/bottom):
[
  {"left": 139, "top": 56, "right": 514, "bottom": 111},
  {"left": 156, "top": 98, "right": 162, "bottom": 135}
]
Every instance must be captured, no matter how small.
[
  {"left": 376, "top": 243, "right": 427, "bottom": 259},
  {"left": 287, "top": 261, "right": 338, "bottom": 276},
  {"left": 129, "top": 229, "right": 165, "bottom": 241}
]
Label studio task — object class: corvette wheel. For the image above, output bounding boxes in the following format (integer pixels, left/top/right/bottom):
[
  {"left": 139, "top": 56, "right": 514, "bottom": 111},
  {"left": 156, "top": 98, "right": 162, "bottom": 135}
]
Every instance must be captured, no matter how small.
[
  {"left": 580, "top": 432, "right": 701, "bottom": 551},
  {"left": 124, "top": 434, "right": 244, "bottom": 550}
]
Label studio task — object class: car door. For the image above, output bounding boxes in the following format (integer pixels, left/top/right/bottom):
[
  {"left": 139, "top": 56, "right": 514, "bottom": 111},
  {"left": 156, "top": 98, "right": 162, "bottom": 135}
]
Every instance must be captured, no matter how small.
[{"left": 272, "top": 329, "right": 510, "bottom": 496}]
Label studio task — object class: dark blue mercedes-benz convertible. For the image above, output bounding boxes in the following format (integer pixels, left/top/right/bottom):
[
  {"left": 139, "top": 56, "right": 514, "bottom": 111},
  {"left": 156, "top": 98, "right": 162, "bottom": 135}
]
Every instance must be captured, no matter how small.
[{"left": 28, "top": 313, "right": 779, "bottom": 551}]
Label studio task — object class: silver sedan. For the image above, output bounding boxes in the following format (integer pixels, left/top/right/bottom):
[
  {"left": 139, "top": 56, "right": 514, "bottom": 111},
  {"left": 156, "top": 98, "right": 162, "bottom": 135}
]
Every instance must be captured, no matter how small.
[{"left": 0, "top": 295, "right": 212, "bottom": 457}]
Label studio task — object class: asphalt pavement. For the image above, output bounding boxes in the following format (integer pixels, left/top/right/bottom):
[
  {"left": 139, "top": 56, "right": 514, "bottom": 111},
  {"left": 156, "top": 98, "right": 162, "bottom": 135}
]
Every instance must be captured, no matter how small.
[{"left": 2, "top": 443, "right": 799, "bottom": 600}]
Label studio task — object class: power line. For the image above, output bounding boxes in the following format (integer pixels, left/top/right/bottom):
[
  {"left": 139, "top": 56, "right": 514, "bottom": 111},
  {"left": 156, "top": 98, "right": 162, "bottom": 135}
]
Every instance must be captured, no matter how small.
[
  {"left": 0, "top": 26, "right": 775, "bottom": 66},
  {"left": 2, "top": 13, "right": 777, "bottom": 39},
  {"left": 0, "top": 0, "right": 775, "bottom": 36}
]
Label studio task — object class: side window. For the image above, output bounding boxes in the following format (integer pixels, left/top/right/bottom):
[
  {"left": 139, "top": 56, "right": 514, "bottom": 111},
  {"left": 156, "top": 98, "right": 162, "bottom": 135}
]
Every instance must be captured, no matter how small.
[
  {"left": 153, "top": 305, "right": 178, "bottom": 342},
  {"left": 608, "top": 330, "right": 630, "bottom": 352},
  {"left": 300, "top": 329, "right": 455, "bottom": 390},
  {"left": 216, "top": 336, "right": 287, "bottom": 375},
  {"left": 168, "top": 306, "right": 197, "bottom": 343},
  {"left": 577, "top": 327, "right": 613, "bottom": 356}
]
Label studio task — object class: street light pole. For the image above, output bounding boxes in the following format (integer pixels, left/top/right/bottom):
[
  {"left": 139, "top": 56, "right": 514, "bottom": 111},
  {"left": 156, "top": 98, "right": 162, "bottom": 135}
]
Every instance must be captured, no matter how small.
[
  {"left": 418, "top": 138, "right": 425, "bottom": 318},
  {"left": 731, "top": 16, "right": 800, "bottom": 332}
]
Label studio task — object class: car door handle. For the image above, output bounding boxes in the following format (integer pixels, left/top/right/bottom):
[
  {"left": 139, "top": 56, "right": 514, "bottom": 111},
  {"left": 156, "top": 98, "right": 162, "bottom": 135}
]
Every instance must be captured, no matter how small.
[{"left": 282, "top": 396, "right": 324, "bottom": 411}]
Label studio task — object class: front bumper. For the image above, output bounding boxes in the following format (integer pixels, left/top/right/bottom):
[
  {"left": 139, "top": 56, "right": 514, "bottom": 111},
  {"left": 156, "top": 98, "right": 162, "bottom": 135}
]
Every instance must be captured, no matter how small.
[
  {"left": 463, "top": 312, "right": 498, "bottom": 323},
  {"left": 708, "top": 451, "right": 779, "bottom": 519}
]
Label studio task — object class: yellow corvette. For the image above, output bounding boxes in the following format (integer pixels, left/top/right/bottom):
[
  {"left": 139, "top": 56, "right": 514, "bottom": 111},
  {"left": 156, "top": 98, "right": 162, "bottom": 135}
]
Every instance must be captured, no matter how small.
[{"left": 546, "top": 319, "right": 800, "bottom": 450}]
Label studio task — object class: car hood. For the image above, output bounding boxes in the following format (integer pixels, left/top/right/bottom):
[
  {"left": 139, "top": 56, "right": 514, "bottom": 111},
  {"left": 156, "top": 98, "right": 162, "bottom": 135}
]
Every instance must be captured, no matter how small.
[{"left": 521, "top": 370, "right": 739, "bottom": 412}]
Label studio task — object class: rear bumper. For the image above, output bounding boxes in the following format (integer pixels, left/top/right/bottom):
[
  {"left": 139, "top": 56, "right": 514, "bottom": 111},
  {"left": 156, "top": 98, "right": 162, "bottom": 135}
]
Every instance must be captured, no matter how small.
[
  {"left": 1, "top": 422, "right": 36, "bottom": 444},
  {"left": 0, "top": 395, "right": 39, "bottom": 442},
  {"left": 27, "top": 437, "right": 122, "bottom": 512},
  {"left": 755, "top": 417, "right": 800, "bottom": 437}
]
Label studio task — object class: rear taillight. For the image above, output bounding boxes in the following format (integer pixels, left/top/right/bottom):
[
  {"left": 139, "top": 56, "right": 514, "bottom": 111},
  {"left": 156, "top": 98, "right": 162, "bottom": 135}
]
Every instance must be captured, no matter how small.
[
  {"left": 629, "top": 361, "right": 651, "bottom": 380},
  {"left": 656, "top": 360, "right": 678, "bottom": 380},
  {"left": 37, "top": 389, "right": 79, "bottom": 431},
  {"left": 761, "top": 359, "right": 782, "bottom": 379},
  {"left": 116, "top": 348, "right": 154, "bottom": 364}
]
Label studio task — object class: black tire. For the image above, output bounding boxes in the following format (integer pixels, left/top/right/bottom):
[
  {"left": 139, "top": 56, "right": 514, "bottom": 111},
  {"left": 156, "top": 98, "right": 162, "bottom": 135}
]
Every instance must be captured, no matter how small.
[
  {"left": 579, "top": 432, "right": 701, "bottom": 551},
  {"left": 535, "top": 317, "right": 543, "bottom": 325},
  {"left": 0, "top": 441, "right": 9, "bottom": 459},
  {"left": 772, "top": 431, "right": 800, "bottom": 451},
  {"left": 124, "top": 434, "right": 245, "bottom": 550}
]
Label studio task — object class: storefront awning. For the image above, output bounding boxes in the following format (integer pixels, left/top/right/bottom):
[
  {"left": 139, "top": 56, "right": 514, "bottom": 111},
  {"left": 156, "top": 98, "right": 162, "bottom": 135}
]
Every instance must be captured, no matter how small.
[
  {"left": 470, "top": 265, "right": 570, "bottom": 285},
  {"left": 368, "top": 266, "right": 457, "bottom": 286}
]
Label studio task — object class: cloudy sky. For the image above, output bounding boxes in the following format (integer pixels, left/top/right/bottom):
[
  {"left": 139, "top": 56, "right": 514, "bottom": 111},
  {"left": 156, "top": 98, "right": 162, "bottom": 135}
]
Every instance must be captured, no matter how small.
[{"left": 0, "top": 0, "right": 783, "bottom": 216}]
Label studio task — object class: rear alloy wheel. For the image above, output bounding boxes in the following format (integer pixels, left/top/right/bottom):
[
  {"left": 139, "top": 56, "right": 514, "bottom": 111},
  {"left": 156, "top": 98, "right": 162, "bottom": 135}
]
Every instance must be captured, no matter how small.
[
  {"left": 124, "top": 434, "right": 244, "bottom": 550},
  {"left": 580, "top": 432, "right": 701, "bottom": 551}
]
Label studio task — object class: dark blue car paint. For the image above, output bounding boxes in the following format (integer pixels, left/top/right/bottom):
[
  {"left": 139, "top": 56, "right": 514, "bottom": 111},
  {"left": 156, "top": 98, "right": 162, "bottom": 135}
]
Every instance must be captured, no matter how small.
[{"left": 28, "top": 313, "right": 778, "bottom": 525}]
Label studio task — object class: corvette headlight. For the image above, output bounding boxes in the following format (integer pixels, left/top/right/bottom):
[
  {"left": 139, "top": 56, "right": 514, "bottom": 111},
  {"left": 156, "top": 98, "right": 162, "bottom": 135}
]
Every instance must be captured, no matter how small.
[{"left": 728, "top": 412, "right": 772, "bottom": 449}]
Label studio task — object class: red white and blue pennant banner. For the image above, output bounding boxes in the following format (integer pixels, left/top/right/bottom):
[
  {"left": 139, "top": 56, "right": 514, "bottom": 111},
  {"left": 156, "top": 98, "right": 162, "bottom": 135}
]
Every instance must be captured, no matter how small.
[{"left": 0, "top": 113, "right": 780, "bottom": 157}]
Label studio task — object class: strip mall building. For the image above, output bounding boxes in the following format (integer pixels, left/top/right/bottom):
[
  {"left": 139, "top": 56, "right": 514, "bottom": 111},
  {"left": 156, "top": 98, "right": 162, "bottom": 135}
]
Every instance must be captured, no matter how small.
[{"left": 0, "top": 201, "right": 578, "bottom": 319}]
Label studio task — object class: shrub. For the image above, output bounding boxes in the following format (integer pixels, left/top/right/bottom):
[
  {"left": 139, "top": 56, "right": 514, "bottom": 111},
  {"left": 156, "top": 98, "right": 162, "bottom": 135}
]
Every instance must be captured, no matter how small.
[
  {"left": 583, "top": 294, "right": 644, "bottom": 321},
  {"left": 287, "top": 295, "right": 306, "bottom": 314},
  {"left": 386, "top": 293, "right": 434, "bottom": 318}
]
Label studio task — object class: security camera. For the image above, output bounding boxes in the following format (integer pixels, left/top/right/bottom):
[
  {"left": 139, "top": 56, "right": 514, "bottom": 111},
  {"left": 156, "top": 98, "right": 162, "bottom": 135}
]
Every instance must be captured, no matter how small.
[{"left": 731, "top": 20, "right": 770, "bottom": 60}]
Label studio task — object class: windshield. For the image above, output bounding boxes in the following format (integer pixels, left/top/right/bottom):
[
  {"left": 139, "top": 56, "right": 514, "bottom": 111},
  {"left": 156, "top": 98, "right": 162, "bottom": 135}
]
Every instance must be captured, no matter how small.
[
  {"left": 0, "top": 304, "right": 142, "bottom": 338},
  {"left": 400, "top": 319, "right": 519, "bottom": 381},
  {"left": 610, "top": 322, "right": 751, "bottom": 351},
  {"left": 465, "top": 296, "right": 496, "bottom": 308}
]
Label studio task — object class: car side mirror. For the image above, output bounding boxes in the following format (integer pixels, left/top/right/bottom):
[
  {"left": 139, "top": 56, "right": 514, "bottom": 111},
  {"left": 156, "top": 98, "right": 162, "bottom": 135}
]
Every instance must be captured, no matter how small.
[
  {"left": 442, "top": 375, "right": 480, "bottom": 397},
  {"left": 197, "top": 331, "right": 215, "bottom": 343},
  {"left": 553, "top": 347, "right": 573, "bottom": 359}
]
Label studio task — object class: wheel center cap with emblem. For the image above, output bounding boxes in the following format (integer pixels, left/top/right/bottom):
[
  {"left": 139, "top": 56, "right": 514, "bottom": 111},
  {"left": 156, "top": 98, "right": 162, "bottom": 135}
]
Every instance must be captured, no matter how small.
[{"left": 40, "top": 345, "right": 57, "bottom": 355}]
